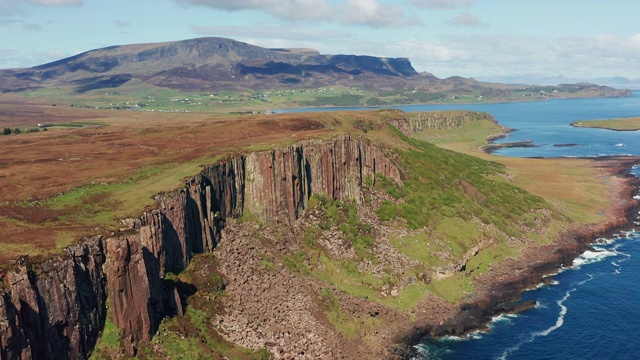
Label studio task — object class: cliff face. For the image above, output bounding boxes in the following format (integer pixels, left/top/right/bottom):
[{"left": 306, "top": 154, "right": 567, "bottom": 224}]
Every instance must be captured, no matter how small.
[
  {"left": 243, "top": 135, "right": 402, "bottom": 224},
  {"left": 0, "top": 134, "right": 401, "bottom": 358},
  {"left": 0, "top": 237, "right": 105, "bottom": 360},
  {"left": 107, "top": 134, "right": 401, "bottom": 354},
  {"left": 385, "top": 110, "right": 500, "bottom": 137}
]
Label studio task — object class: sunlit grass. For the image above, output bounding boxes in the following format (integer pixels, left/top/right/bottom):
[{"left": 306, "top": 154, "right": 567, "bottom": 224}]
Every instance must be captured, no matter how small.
[
  {"left": 423, "top": 119, "right": 614, "bottom": 225},
  {"left": 45, "top": 158, "right": 218, "bottom": 226},
  {"left": 572, "top": 116, "right": 640, "bottom": 131}
]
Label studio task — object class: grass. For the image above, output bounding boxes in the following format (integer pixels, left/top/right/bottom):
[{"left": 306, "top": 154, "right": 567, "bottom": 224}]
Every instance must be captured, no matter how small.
[
  {"left": 427, "top": 273, "right": 475, "bottom": 303},
  {"left": 313, "top": 254, "right": 381, "bottom": 299},
  {"left": 141, "top": 307, "right": 268, "bottom": 360},
  {"left": 572, "top": 116, "right": 640, "bottom": 131},
  {"left": 290, "top": 118, "right": 560, "bottom": 309},
  {"left": 368, "top": 128, "right": 555, "bottom": 303},
  {"left": 95, "top": 253, "right": 270, "bottom": 360},
  {"left": 89, "top": 316, "right": 121, "bottom": 360},
  {"left": 5, "top": 81, "right": 605, "bottom": 118},
  {"left": 419, "top": 115, "right": 613, "bottom": 225},
  {"left": 378, "top": 129, "right": 549, "bottom": 235},
  {"left": 300, "top": 111, "right": 619, "bottom": 310},
  {"left": 20, "top": 159, "right": 215, "bottom": 229},
  {"left": 317, "top": 287, "right": 380, "bottom": 339}
]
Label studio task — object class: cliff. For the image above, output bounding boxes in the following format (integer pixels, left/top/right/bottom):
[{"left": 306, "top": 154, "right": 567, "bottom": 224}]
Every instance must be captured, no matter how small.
[
  {"left": 385, "top": 109, "right": 501, "bottom": 136},
  {"left": 0, "top": 134, "right": 401, "bottom": 358},
  {"left": 0, "top": 238, "right": 105, "bottom": 360}
]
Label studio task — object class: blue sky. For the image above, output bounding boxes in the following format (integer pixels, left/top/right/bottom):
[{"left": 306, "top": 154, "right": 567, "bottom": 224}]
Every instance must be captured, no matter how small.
[{"left": 1, "top": 0, "right": 639, "bottom": 80}]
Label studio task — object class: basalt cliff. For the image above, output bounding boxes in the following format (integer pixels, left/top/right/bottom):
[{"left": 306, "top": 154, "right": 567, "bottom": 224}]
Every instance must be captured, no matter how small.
[
  {"left": 0, "top": 133, "right": 403, "bottom": 359},
  {"left": 1, "top": 111, "right": 638, "bottom": 360}
]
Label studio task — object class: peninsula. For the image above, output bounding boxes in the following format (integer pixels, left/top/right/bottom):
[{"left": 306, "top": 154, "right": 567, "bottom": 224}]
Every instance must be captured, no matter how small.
[{"left": 572, "top": 116, "right": 640, "bottom": 131}]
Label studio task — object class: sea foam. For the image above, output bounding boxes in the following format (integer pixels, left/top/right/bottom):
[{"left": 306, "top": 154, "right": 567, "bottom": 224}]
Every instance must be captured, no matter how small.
[{"left": 572, "top": 249, "right": 618, "bottom": 268}]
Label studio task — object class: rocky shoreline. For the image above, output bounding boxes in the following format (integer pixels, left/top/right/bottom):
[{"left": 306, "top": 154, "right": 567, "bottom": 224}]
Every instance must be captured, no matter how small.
[{"left": 391, "top": 157, "right": 640, "bottom": 358}]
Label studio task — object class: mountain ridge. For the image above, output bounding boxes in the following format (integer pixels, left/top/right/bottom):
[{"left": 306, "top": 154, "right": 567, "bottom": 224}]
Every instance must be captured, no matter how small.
[
  {"left": 1, "top": 37, "right": 420, "bottom": 92},
  {"left": 0, "top": 37, "right": 632, "bottom": 100},
  {"left": 476, "top": 74, "right": 640, "bottom": 89}
]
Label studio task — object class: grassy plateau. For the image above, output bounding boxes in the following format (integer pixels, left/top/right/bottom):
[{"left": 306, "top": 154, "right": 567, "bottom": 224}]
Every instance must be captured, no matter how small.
[{"left": 572, "top": 116, "right": 640, "bottom": 131}]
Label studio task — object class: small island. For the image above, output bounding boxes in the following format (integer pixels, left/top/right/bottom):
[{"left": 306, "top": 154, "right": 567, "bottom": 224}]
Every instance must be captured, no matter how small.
[{"left": 572, "top": 116, "right": 640, "bottom": 131}]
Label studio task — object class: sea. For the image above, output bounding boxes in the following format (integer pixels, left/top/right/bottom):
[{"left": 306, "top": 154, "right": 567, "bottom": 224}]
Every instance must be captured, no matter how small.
[{"left": 276, "top": 92, "right": 640, "bottom": 359}]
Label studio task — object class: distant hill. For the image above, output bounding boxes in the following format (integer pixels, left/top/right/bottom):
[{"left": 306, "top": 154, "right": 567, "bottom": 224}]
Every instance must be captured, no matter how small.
[
  {"left": 0, "top": 37, "right": 421, "bottom": 92},
  {"left": 476, "top": 74, "right": 640, "bottom": 89},
  {"left": 0, "top": 37, "right": 632, "bottom": 99}
]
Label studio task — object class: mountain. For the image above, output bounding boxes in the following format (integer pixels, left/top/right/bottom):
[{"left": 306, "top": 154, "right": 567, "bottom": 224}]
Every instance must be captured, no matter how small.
[
  {"left": 0, "top": 37, "right": 421, "bottom": 92},
  {"left": 0, "top": 37, "right": 632, "bottom": 100},
  {"left": 475, "top": 74, "right": 640, "bottom": 89}
]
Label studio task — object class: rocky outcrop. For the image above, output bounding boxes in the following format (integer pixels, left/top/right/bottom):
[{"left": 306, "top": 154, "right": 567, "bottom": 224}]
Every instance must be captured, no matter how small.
[
  {"left": 101, "top": 134, "right": 402, "bottom": 355},
  {"left": 384, "top": 110, "right": 500, "bottom": 137},
  {"left": 103, "top": 235, "right": 182, "bottom": 355},
  {"left": 0, "top": 237, "right": 106, "bottom": 360},
  {"left": 244, "top": 135, "right": 402, "bottom": 224},
  {"left": 0, "top": 133, "right": 399, "bottom": 359}
]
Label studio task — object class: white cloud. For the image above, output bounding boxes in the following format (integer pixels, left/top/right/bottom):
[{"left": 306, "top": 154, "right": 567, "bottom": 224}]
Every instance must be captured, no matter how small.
[
  {"left": 23, "top": 23, "right": 43, "bottom": 31},
  {"left": 190, "top": 25, "right": 349, "bottom": 41},
  {"left": 27, "top": 0, "right": 83, "bottom": 6},
  {"left": 401, "top": 34, "right": 640, "bottom": 79},
  {"left": 390, "top": 39, "right": 468, "bottom": 63},
  {"left": 409, "top": 0, "right": 473, "bottom": 9},
  {"left": 175, "top": 0, "right": 332, "bottom": 20},
  {"left": 447, "top": 12, "right": 486, "bottom": 28},
  {"left": 175, "top": 0, "right": 414, "bottom": 28},
  {"left": 0, "top": 0, "right": 82, "bottom": 16},
  {"left": 340, "top": 0, "right": 417, "bottom": 28},
  {"left": 114, "top": 19, "right": 131, "bottom": 28},
  {"left": 0, "top": 18, "right": 24, "bottom": 26},
  {"left": 0, "top": 0, "right": 26, "bottom": 15},
  {"left": 1, "top": 46, "right": 77, "bottom": 68}
]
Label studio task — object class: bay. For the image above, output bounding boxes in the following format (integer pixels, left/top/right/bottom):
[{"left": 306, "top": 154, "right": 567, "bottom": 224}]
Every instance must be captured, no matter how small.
[{"left": 274, "top": 91, "right": 640, "bottom": 158}]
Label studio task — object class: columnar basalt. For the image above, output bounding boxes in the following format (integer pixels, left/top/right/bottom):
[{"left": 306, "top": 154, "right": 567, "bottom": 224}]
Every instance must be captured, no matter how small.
[
  {"left": 0, "top": 237, "right": 106, "bottom": 360},
  {"left": 385, "top": 110, "right": 499, "bottom": 137},
  {"left": 101, "top": 134, "right": 402, "bottom": 355},
  {"left": 244, "top": 135, "right": 402, "bottom": 224},
  {"left": 0, "top": 134, "right": 399, "bottom": 358}
]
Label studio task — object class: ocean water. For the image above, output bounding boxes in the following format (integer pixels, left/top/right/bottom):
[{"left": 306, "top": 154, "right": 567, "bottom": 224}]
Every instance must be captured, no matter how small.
[
  {"left": 278, "top": 92, "right": 640, "bottom": 359},
  {"left": 417, "top": 228, "right": 640, "bottom": 360},
  {"left": 274, "top": 92, "right": 640, "bottom": 158}
]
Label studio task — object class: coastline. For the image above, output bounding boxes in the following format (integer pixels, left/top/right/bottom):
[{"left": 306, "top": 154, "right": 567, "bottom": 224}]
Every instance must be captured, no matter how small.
[
  {"left": 571, "top": 122, "right": 640, "bottom": 132},
  {"left": 269, "top": 91, "right": 632, "bottom": 115},
  {"left": 390, "top": 157, "right": 640, "bottom": 358}
]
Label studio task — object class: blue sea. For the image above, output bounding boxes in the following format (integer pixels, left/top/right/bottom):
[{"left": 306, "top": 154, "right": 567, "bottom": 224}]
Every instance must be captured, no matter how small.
[{"left": 277, "top": 92, "right": 640, "bottom": 359}]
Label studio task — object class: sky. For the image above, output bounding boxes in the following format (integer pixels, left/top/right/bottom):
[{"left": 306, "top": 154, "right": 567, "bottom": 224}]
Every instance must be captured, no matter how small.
[{"left": 1, "top": 0, "right": 639, "bottom": 80}]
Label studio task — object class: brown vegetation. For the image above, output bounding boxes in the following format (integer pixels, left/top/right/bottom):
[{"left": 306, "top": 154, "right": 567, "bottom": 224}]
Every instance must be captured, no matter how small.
[{"left": 0, "top": 101, "right": 341, "bottom": 262}]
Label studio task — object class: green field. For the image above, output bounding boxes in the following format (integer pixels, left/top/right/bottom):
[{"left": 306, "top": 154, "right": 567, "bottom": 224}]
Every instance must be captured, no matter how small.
[
  {"left": 6, "top": 80, "right": 592, "bottom": 118},
  {"left": 572, "top": 116, "right": 640, "bottom": 131}
]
